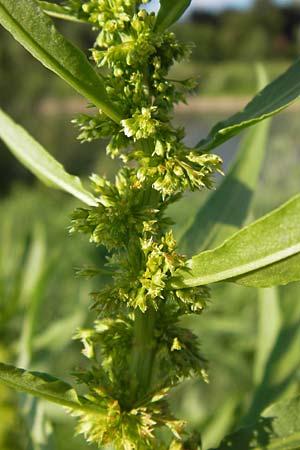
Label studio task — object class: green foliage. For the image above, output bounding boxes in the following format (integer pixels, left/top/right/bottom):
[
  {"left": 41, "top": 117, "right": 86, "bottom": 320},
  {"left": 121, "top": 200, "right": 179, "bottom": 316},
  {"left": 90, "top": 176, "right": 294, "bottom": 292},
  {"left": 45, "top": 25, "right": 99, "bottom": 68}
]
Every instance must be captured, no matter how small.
[
  {"left": 0, "top": 0, "right": 121, "bottom": 122},
  {"left": 198, "top": 58, "right": 300, "bottom": 151},
  {"left": 1, "top": 1, "right": 300, "bottom": 449},
  {"left": 172, "top": 194, "right": 300, "bottom": 289},
  {"left": 213, "top": 396, "right": 300, "bottom": 449},
  {"left": 0, "top": 108, "right": 98, "bottom": 206},
  {"left": 38, "top": 1, "right": 87, "bottom": 22},
  {"left": 0, "top": 363, "right": 105, "bottom": 413},
  {"left": 179, "top": 65, "right": 270, "bottom": 253},
  {"left": 155, "top": 0, "right": 191, "bottom": 32}
]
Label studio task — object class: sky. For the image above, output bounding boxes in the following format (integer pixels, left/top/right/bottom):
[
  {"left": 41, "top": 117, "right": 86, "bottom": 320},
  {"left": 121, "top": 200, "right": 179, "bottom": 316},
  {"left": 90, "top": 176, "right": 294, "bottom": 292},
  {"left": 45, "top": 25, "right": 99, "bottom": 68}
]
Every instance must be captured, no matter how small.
[
  {"left": 190, "top": 0, "right": 289, "bottom": 10},
  {"left": 148, "top": 0, "right": 294, "bottom": 12}
]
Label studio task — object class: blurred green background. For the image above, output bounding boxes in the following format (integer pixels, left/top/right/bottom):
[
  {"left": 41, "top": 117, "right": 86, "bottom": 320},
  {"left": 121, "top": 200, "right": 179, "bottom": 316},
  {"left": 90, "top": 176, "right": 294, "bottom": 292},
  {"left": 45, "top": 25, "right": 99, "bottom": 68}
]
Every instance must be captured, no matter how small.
[{"left": 1, "top": 1, "right": 300, "bottom": 449}]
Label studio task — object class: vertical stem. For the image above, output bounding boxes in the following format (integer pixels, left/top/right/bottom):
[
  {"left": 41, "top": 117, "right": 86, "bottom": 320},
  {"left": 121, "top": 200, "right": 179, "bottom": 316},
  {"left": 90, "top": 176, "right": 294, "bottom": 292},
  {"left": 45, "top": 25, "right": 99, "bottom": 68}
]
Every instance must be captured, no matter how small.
[
  {"left": 130, "top": 307, "right": 156, "bottom": 404},
  {"left": 129, "top": 141, "right": 159, "bottom": 405}
]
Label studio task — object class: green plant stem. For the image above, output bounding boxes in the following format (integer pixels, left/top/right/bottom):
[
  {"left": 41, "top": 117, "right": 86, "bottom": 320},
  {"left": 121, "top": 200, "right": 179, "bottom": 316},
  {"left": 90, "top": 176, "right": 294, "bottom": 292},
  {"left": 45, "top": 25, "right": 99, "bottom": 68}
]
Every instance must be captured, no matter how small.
[{"left": 130, "top": 308, "right": 156, "bottom": 405}]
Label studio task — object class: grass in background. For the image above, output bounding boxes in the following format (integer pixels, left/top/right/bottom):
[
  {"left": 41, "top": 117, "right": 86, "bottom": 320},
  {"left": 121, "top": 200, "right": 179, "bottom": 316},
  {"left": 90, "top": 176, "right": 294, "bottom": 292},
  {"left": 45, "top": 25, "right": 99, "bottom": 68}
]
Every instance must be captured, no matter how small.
[{"left": 171, "top": 60, "right": 292, "bottom": 96}]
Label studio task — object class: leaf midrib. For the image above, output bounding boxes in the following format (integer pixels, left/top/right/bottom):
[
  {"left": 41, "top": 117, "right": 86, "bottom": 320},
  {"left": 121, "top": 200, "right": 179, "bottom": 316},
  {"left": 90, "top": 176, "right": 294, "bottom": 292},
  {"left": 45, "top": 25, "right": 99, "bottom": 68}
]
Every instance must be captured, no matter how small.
[
  {"left": 0, "top": 110, "right": 98, "bottom": 207},
  {"left": 0, "top": 365, "right": 105, "bottom": 415},
  {"left": 220, "top": 97, "right": 297, "bottom": 134},
  {"left": 38, "top": 1, "right": 86, "bottom": 23},
  {"left": 179, "top": 243, "right": 300, "bottom": 287},
  {"left": 0, "top": 2, "right": 121, "bottom": 123},
  {"left": 199, "top": 64, "right": 300, "bottom": 149}
]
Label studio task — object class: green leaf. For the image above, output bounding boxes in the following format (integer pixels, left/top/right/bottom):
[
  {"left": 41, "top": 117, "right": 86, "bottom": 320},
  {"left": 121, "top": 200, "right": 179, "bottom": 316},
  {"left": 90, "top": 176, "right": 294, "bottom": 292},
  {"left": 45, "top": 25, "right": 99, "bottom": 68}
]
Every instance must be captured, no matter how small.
[
  {"left": 180, "top": 108, "right": 270, "bottom": 255},
  {"left": 212, "top": 395, "right": 300, "bottom": 449},
  {"left": 198, "top": 58, "right": 300, "bottom": 152},
  {"left": 179, "top": 65, "right": 269, "bottom": 254},
  {"left": 155, "top": 0, "right": 191, "bottom": 31},
  {"left": 234, "top": 253, "right": 300, "bottom": 288},
  {"left": 38, "top": 1, "right": 86, "bottom": 23},
  {"left": 0, "top": 108, "right": 98, "bottom": 206},
  {"left": 254, "top": 288, "right": 281, "bottom": 385},
  {"left": 18, "top": 224, "right": 48, "bottom": 368},
  {"left": 0, "top": 0, "right": 121, "bottom": 123},
  {"left": 0, "top": 362, "right": 104, "bottom": 414},
  {"left": 243, "top": 286, "right": 300, "bottom": 425},
  {"left": 171, "top": 194, "right": 300, "bottom": 289}
]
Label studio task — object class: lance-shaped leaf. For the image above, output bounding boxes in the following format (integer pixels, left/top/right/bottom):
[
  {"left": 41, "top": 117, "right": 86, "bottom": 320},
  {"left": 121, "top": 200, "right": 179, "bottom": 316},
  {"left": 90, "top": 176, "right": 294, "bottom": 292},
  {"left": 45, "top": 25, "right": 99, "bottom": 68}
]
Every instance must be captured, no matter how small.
[
  {"left": 0, "top": 0, "right": 121, "bottom": 123},
  {"left": 253, "top": 288, "right": 281, "bottom": 386},
  {"left": 171, "top": 194, "right": 300, "bottom": 289},
  {"left": 0, "top": 108, "right": 98, "bottom": 206},
  {"left": 0, "top": 362, "right": 104, "bottom": 414},
  {"left": 243, "top": 286, "right": 300, "bottom": 426},
  {"left": 180, "top": 109, "right": 270, "bottom": 255},
  {"left": 155, "top": 0, "right": 191, "bottom": 31},
  {"left": 179, "top": 66, "right": 269, "bottom": 254},
  {"left": 38, "top": 1, "right": 87, "bottom": 23},
  {"left": 198, "top": 58, "right": 300, "bottom": 152},
  {"left": 212, "top": 395, "right": 300, "bottom": 449}
]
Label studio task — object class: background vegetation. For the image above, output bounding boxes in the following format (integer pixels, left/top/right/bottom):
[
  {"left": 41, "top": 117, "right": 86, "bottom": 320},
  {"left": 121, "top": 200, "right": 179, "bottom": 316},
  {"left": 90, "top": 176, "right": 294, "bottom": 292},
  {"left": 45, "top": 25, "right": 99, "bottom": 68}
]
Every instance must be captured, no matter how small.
[{"left": 1, "top": 0, "right": 300, "bottom": 448}]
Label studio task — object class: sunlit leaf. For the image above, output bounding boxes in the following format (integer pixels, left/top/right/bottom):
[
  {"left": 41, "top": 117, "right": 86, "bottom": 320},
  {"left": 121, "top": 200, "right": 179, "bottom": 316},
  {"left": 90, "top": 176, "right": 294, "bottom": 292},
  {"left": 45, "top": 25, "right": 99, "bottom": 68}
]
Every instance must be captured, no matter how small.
[
  {"left": 0, "top": 108, "right": 98, "bottom": 206},
  {"left": 171, "top": 194, "right": 300, "bottom": 289},
  {"left": 198, "top": 59, "right": 300, "bottom": 152},
  {"left": 38, "top": 1, "right": 86, "bottom": 23},
  {"left": 0, "top": 363, "right": 104, "bottom": 414},
  {"left": 180, "top": 67, "right": 270, "bottom": 254},
  {"left": 0, "top": 0, "right": 121, "bottom": 123},
  {"left": 155, "top": 0, "right": 191, "bottom": 31}
]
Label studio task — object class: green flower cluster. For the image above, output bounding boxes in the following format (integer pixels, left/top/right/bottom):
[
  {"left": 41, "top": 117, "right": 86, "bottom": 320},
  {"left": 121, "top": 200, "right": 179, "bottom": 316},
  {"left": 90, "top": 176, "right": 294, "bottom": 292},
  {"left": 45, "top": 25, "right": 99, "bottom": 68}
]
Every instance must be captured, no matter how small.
[
  {"left": 65, "top": 0, "right": 222, "bottom": 447},
  {"left": 72, "top": 314, "right": 205, "bottom": 449},
  {"left": 72, "top": 0, "right": 222, "bottom": 197},
  {"left": 70, "top": 169, "right": 172, "bottom": 250},
  {"left": 88, "top": 230, "right": 209, "bottom": 314},
  {"left": 70, "top": 385, "right": 185, "bottom": 449}
]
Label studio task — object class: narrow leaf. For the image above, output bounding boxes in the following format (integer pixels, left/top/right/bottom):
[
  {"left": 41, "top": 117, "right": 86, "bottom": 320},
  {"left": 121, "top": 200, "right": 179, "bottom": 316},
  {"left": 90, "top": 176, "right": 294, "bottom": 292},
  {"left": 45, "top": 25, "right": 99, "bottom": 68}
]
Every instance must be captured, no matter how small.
[
  {"left": 254, "top": 288, "right": 281, "bottom": 385},
  {"left": 0, "top": 362, "right": 104, "bottom": 414},
  {"left": 234, "top": 253, "right": 300, "bottom": 288},
  {"left": 212, "top": 395, "right": 300, "bottom": 450},
  {"left": 38, "top": 1, "right": 86, "bottom": 23},
  {"left": 155, "top": 0, "right": 191, "bottom": 31},
  {"left": 0, "top": 108, "right": 98, "bottom": 206},
  {"left": 180, "top": 105, "right": 270, "bottom": 254},
  {"left": 171, "top": 194, "right": 300, "bottom": 289},
  {"left": 180, "top": 65, "right": 269, "bottom": 254},
  {"left": 198, "top": 59, "right": 300, "bottom": 152},
  {"left": 18, "top": 224, "right": 47, "bottom": 369},
  {"left": 243, "top": 286, "right": 300, "bottom": 425},
  {"left": 0, "top": 0, "right": 121, "bottom": 123}
]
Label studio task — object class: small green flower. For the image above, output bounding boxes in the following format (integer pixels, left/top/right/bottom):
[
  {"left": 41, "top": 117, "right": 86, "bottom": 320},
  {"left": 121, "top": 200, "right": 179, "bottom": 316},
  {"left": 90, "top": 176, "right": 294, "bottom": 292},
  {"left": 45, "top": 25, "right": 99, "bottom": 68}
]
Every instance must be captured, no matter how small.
[{"left": 66, "top": 0, "right": 222, "bottom": 446}]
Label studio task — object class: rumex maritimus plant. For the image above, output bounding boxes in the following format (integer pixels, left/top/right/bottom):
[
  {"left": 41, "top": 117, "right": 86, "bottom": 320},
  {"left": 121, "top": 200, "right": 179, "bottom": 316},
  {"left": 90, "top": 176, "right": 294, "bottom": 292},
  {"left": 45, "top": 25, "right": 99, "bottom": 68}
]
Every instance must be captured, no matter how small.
[{"left": 1, "top": 0, "right": 300, "bottom": 448}]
